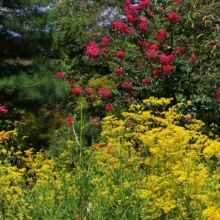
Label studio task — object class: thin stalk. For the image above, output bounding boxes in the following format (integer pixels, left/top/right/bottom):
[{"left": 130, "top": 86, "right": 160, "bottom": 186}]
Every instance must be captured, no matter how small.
[{"left": 79, "top": 105, "right": 83, "bottom": 164}]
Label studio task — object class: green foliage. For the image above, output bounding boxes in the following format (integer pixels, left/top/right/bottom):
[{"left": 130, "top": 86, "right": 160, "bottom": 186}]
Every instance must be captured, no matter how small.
[
  {"left": 81, "top": 0, "right": 220, "bottom": 132},
  {"left": 0, "top": 97, "right": 220, "bottom": 219},
  {"left": 50, "top": 0, "right": 125, "bottom": 80}
]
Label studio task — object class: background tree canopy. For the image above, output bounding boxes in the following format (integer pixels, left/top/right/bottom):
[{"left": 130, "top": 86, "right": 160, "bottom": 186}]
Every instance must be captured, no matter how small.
[{"left": 0, "top": 0, "right": 220, "bottom": 148}]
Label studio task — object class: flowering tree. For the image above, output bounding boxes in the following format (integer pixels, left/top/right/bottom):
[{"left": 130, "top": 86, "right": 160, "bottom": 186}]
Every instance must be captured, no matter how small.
[{"left": 79, "top": 0, "right": 220, "bottom": 130}]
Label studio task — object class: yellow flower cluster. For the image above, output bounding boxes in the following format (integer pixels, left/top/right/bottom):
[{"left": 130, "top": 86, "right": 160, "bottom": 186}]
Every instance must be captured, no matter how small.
[
  {"left": 0, "top": 97, "right": 220, "bottom": 219},
  {"left": 88, "top": 97, "right": 220, "bottom": 219}
]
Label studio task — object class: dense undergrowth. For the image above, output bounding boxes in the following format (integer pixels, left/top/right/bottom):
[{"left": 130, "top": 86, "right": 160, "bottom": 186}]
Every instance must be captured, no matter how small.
[
  {"left": 1, "top": 97, "right": 220, "bottom": 219},
  {"left": 1, "top": 0, "right": 220, "bottom": 219}
]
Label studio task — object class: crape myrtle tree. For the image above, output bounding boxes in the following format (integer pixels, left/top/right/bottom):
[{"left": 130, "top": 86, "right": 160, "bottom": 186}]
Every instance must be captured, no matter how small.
[
  {"left": 50, "top": 0, "right": 126, "bottom": 81},
  {"left": 49, "top": 0, "right": 128, "bottom": 118},
  {"left": 153, "top": 0, "right": 220, "bottom": 127},
  {"left": 71, "top": 0, "right": 220, "bottom": 132}
]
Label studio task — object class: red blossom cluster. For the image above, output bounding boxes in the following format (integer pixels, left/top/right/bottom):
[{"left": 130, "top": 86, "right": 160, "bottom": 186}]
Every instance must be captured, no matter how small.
[
  {"left": 86, "top": 37, "right": 110, "bottom": 58},
  {"left": 123, "top": 0, "right": 138, "bottom": 15},
  {"left": 151, "top": 69, "right": 163, "bottom": 76},
  {"left": 151, "top": 63, "right": 176, "bottom": 76},
  {"left": 139, "top": 22, "right": 147, "bottom": 33},
  {"left": 111, "top": 21, "right": 135, "bottom": 35},
  {"left": 105, "top": 104, "right": 113, "bottom": 111},
  {"left": 71, "top": 87, "right": 82, "bottom": 96},
  {"left": 98, "top": 88, "right": 112, "bottom": 98},
  {"left": 159, "top": 54, "right": 174, "bottom": 64},
  {"left": 142, "top": 78, "right": 151, "bottom": 86},
  {"left": 101, "top": 37, "right": 110, "bottom": 46},
  {"left": 114, "top": 68, "right": 124, "bottom": 74},
  {"left": 173, "top": 46, "right": 185, "bottom": 55},
  {"left": 126, "top": 14, "right": 134, "bottom": 22},
  {"left": 166, "top": 11, "right": 181, "bottom": 23},
  {"left": 138, "top": 0, "right": 150, "bottom": 7},
  {"left": 144, "top": 44, "right": 159, "bottom": 59},
  {"left": 0, "top": 105, "right": 8, "bottom": 114},
  {"left": 118, "top": 50, "right": 126, "bottom": 57},
  {"left": 139, "top": 40, "right": 151, "bottom": 48},
  {"left": 84, "top": 88, "right": 94, "bottom": 95},
  {"left": 162, "top": 64, "right": 176, "bottom": 74},
  {"left": 90, "top": 117, "right": 99, "bottom": 125},
  {"left": 56, "top": 71, "right": 65, "bottom": 79},
  {"left": 86, "top": 41, "right": 99, "bottom": 58},
  {"left": 156, "top": 30, "right": 167, "bottom": 44},
  {"left": 189, "top": 54, "right": 198, "bottom": 64},
  {"left": 66, "top": 117, "right": 74, "bottom": 127},
  {"left": 123, "top": 0, "right": 150, "bottom": 15},
  {"left": 121, "top": 82, "right": 133, "bottom": 89}
]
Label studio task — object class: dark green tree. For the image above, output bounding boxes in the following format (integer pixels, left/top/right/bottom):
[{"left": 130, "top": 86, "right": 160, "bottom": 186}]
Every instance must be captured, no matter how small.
[
  {"left": 0, "top": 0, "right": 70, "bottom": 150},
  {"left": 0, "top": 0, "right": 70, "bottom": 116}
]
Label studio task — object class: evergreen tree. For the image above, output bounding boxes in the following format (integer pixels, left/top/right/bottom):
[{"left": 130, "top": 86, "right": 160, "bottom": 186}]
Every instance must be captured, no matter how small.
[{"left": 0, "top": 0, "right": 70, "bottom": 116}]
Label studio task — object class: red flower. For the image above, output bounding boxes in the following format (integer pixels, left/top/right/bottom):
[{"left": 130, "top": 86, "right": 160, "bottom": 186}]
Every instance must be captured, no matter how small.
[
  {"left": 105, "top": 104, "right": 113, "bottom": 111},
  {"left": 86, "top": 41, "right": 99, "bottom": 58},
  {"left": 144, "top": 44, "right": 159, "bottom": 60},
  {"left": 114, "top": 68, "right": 124, "bottom": 74},
  {"left": 162, "top": 64, "right": 176, "bottom": 74},
  {"left": 216, "top": 88, "right": 220, "bottom": 100},
  {"left": 167, "top": 11, "right": 180, "bottom": 23},
  {"left": 71, "top": 87, "right": 82, "bottom": 96},
  {"left": 150, "top": 69, "right": 163, "bottom": 76},
  {"left": 126, "top": 14, "right": 134, "bottom": 22},
  {"left": 101, "top": 37, "right": 110, "bottom": 46},
  {"left": 138, "top": 0, "right": 150, "bottom": 8},
  {"left": 156, "top": 30, "right": 167, "bottom": 44},
  {"left": 139, "top": 40, "right": 151, "bottom": 49},
  {"left": 123, "top": 0, "right": 138, "bottom": 15},
  {"left": 111, "top": 21, "right": 130, "bottom": 35},
  {"left": 150, "top": 44, "right": 159, "bottom": 51},
  {"left": 173, "top": 46, "right": 185, "bottom": 55},
  {"left": 56, "top": 71, "right": 65, "bottom": 79},
  {"left": 159, "top": 54, "right": 174, "bottom": 64},
  {"left": 84, "top": 88, "right": 94, "bottom": 95},
  {"left": 121, "top": 82, "right": 133, "bottom": 89},
  {"left": 90, "top": 117, "right": 99, "bottom": 125},
  {"left": 142, "top": 78, "right": 150, "bottom": 86},
  {"left": 189, "top": 54, "right": 198, "bottom": 64},
  {"left": 98, "top": 88, "right": 111, "bottom": 98},
  {"left": 0, "top": 105, "right": 8, "bottom": 114},
  {"left": 118, "top": 50, "right": 126, "bottom": 57},
  {"left": 66, "top": 117, "right": 74, "bottom": 126},
  {"left": 139, "top": 22, "right": 147, "bottom": 33}
]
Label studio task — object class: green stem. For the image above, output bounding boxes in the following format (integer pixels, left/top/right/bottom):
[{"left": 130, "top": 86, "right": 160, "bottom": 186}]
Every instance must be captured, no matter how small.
[{"left": 79, "top": 105, "right": 83, "bottom": 164}]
